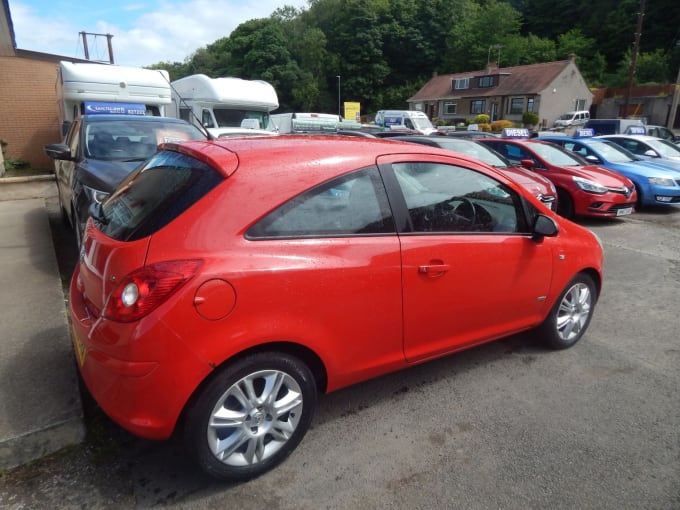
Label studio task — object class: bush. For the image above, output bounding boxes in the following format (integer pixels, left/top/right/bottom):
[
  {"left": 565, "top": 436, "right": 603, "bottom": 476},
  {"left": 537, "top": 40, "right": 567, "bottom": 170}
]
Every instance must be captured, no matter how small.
[
  {"left": 491, "top": 119, "right": 515, "bottom": 132},
  {"left": 474, "top": 114, "right": 490, "bottom": 124},
  {"left": 522, "top": 111, "right": 539, "bottom": 126}
]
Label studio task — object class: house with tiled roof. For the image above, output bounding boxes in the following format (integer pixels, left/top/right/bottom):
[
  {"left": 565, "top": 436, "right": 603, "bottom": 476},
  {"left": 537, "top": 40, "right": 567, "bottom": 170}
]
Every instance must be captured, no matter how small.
[{"left": 407, "top": 56, "right": 593, "bottom": 129}]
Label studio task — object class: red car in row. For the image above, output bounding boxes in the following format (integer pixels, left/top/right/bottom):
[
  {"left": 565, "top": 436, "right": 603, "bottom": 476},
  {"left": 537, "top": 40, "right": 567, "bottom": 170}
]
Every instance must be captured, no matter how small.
[
  {"left": 70, "top": 135, "right": 603, "bottom": 480},
  {"left": 479, "top": 130, "right": 637, "bottom": 218}
]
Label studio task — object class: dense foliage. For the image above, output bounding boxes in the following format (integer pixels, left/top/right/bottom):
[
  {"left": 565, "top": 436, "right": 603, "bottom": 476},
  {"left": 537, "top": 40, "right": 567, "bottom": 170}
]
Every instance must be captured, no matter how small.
[{"left": 148, "top": 0, "right": 680, "bottom": 115}]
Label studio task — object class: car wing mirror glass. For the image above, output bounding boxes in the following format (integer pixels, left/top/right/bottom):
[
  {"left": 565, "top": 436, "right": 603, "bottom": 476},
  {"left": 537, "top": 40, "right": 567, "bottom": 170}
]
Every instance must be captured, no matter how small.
[{"left": 644, "top": 149, "right": 658, "bottom": 157}]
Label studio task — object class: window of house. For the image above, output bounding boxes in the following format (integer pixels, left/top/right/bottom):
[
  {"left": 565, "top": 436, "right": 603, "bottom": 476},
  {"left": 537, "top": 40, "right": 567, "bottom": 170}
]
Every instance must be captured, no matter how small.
[
  {"left": 575, "top": 99, "right": 586, "bottom": 110},
  {"left": 444, "top": 102, "right": 457, "bottom": 115},
  {"left": 453, "top": 78, "right": 470, "bottom": 90},
  {"left": 478, "top": 76, "right": 494, "bottom": 88},
  {"left": 470, "top": 100, "right": 485, "bottom": 114},
  {"left": 510, "top": 98, "right": 524, "bottom": 114},
  {"left": 527, "top": 98, "right": 535, "bottom": 112}
]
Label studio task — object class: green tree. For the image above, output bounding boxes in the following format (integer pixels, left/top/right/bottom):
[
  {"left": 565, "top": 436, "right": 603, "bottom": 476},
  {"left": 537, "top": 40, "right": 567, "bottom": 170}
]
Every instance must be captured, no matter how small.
[{"left": 636, "top": 49, "right": 671, "bottom": 84}]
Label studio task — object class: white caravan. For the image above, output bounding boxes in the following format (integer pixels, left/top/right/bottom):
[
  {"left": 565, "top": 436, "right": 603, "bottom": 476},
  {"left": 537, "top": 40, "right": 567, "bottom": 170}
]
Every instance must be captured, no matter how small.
[
  {"left": 56, "top": 61, "right": 172, "bottom": 136},
  {"left": 169, "top": 74, "right": 279, "bottom": 137}
]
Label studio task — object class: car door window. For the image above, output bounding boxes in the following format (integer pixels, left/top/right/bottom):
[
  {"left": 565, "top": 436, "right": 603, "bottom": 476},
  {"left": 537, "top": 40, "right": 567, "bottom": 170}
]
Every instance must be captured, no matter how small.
[
  {"left": 392, "top": 162, "right": 527, "bottom": 233},
  {"left": 247, "top": 167, "right": 395, "bottom": 239}
]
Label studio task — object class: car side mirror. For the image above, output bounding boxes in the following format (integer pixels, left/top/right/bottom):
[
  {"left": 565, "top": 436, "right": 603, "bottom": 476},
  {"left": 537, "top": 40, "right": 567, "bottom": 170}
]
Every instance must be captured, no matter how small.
[
  {"left": 520, "top": 158, "right": 535, "bottom": 170},
  {"left": 585, "top": 154, "right": 600, "bottom": 163},
  {"left": 532, "top": 214, "right": 558, "bottom": 241},
  {"left": 644, "top": 149, "right": 658, "bottom": 158},
  {"left": 43, "top": 143, "right": 73, "bottom": 161}
]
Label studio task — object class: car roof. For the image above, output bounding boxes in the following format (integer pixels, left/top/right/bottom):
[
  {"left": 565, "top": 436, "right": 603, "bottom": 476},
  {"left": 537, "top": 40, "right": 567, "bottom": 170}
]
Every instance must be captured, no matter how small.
[
  {"left": 165, "top": 134, "right": 476, "bottom": 179},
  {"left": 598, "top": 134, "right": 660, "bottom": 141}
]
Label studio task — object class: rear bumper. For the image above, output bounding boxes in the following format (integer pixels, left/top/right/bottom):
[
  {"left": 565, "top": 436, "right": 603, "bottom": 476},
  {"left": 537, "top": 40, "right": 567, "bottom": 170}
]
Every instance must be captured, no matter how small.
[{"left": 69, "top": 268, "right": 212, "bottom": 439}]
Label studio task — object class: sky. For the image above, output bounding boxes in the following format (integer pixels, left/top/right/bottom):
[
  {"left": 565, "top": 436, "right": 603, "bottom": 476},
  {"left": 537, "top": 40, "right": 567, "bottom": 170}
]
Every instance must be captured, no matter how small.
[{"left": 8, "top": 0, "right": 310, "bottom": 67}]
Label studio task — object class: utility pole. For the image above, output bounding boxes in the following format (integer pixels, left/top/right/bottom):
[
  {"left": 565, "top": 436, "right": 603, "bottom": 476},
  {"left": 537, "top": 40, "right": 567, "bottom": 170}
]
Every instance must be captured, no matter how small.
[
  {"left": 623, "top": 0, "right": 645, "bottom": 118},
  {"left": 79, "top": 31, "right": 115, "bottom": 64},
  {"left": 667, "top": 64, "right": 680, "bottom": 130}
]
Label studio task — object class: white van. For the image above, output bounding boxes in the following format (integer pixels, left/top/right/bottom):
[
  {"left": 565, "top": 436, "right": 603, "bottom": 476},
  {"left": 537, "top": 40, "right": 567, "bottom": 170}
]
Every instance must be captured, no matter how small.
[
  {"left": 375, "top": 110, "right": 436, "bottom": 135},
  {"left": 554, "top": 110, "right": 590, "bottom": 128}
]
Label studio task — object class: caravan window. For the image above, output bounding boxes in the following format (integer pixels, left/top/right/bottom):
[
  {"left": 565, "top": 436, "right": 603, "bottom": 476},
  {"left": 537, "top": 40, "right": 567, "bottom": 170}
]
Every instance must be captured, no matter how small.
[
  {"left": 212, "top": 108, "right": 270, "bottom": 130},
  {"left": 202, "top": 110, "right": 215, "bottom": 128}
]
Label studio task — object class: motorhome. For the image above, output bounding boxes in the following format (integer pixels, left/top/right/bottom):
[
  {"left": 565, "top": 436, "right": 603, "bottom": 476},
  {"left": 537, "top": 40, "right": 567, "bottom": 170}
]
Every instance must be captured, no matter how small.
[
  {"left": 56, "top": 61, "right": 171, "bottom": 136},
  {"left": 169, "top": 74, "right": 278, "bottom": 137},
  {"left": 374, "top": 110, "right": 436, "bottom": 135}
]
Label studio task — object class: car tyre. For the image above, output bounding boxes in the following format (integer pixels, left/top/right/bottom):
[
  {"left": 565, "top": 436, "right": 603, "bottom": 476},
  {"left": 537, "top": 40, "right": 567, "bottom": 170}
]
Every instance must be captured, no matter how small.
[
  {"left": 556, "top": 188, "right": 574, "bottom": 218},
  {"left": 183, "top": 352, "right": 317, "bottom": 481},
  {"left": 537, "top": 273, "right": 597, "bottom": 350}
]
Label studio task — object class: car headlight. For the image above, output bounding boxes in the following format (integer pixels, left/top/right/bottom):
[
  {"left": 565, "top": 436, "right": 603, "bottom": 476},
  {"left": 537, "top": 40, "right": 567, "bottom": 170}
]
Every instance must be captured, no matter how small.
[
  {"left": 648, "top": 176, "right": 676, "bottom": 187},
  {"left": 573, "top": 176, "right": 607, "bottom": 194},
  {"left": 82, "top": 185, "right": 110, "bottom": 204}
]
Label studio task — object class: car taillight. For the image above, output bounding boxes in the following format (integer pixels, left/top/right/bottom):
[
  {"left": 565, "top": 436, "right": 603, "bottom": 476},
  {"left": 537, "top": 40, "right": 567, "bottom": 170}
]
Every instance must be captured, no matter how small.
[{"left": 103, "top": 259, "right": 203, "bottom": 323}]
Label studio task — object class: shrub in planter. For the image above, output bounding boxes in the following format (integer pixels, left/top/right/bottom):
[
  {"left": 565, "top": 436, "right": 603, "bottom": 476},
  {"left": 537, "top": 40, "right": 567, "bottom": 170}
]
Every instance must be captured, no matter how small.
[{"left": 522, "top": 111, "right": 539, "bottom": 127}]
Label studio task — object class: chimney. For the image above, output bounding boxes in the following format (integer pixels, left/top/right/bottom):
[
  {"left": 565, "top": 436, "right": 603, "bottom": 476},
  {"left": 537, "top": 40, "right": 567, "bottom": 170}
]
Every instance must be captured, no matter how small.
[
  {"left": 487, "top": 61, "right": 498, "bottom": 74},
  {"left": 568, "top": 53, "right": 576, "bottom": 63}
]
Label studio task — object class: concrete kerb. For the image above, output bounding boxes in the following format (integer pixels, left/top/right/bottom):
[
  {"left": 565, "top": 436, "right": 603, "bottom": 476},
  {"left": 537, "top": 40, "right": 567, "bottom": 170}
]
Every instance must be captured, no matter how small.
[{"left": 0, "top": 176, "right": 86, "bottom": 470}]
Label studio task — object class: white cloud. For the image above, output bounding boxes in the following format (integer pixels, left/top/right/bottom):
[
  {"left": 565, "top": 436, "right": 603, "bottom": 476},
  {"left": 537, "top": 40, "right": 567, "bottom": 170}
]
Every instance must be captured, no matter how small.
[{"left": 11, "top": 0, "right": 309, "bottom": 67}]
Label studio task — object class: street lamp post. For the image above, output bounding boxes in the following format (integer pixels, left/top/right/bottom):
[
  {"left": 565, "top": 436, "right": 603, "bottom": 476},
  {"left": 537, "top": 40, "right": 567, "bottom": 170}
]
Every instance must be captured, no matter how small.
[{"left": 336, "top": 75, "right": 341, "bottom": 118}]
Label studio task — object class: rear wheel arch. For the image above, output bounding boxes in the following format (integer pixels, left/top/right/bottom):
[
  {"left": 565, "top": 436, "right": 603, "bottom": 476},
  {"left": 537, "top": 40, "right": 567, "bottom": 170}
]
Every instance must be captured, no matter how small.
[
  {"left": 178, "top": 341, "right": 328, "bottom": 431},
  {"left": 179, "top": 347, "right": 323, "bottom": 480}
]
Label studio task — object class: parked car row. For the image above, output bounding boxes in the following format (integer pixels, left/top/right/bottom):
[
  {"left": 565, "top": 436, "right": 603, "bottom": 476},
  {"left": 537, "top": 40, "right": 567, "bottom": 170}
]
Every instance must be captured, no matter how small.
[{"left": 60, "top": 127, "right": 605, "bottom": 482}]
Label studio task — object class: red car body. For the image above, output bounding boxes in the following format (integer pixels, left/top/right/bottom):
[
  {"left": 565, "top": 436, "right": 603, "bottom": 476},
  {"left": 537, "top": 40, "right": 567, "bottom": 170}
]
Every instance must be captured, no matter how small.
[
  {"left": 70, "top": 135, "right": 604, "bottom": 479},
  {"left": 479, "top": 137, "right": 637, "bottom": 218}
]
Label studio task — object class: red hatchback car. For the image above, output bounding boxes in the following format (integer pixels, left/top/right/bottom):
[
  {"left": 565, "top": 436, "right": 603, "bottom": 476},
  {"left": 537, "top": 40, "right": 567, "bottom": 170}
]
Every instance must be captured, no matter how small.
[
  {"left": 479, "top": 136, "right": 637, "bottom": 218},
  {"left": 71, "top": 136, "right": 603, "bottom": 480}
]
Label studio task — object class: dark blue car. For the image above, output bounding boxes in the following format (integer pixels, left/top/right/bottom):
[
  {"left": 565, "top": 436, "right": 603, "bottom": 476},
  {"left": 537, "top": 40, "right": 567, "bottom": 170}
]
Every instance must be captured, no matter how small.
[
  {"left": 44, "top": 114, "right": 206, "bottom": 246},
  {"left": 537, "top": 134, "right": 680, "bottom": 208}
]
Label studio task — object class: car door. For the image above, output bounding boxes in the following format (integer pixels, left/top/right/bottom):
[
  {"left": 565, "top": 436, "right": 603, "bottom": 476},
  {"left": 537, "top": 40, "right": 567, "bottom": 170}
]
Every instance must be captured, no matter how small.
[
  {"left": 56, "top": 119, "right": 81, "bottom": 225},
  {"left": 378, "top": 156, "right": 554, "bottom": 363}
]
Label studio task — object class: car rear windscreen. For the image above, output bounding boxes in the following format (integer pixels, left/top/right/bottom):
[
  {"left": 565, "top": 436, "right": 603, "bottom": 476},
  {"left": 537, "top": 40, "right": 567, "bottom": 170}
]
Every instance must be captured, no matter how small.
[{"left": 96, "top": 150, "right": 223, "bottom": 241}]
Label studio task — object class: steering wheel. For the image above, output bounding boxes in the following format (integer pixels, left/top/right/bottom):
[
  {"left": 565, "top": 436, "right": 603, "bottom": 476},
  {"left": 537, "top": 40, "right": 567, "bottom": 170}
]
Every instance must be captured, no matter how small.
[{"left": 453, "top": 198, "right": 477, "bottom": 225}]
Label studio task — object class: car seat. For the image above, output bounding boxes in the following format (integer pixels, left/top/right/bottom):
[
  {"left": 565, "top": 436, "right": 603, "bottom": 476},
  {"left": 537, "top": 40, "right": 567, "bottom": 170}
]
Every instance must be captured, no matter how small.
[{"left": 89, "top": 132, "right": 115, "bottom": 158}]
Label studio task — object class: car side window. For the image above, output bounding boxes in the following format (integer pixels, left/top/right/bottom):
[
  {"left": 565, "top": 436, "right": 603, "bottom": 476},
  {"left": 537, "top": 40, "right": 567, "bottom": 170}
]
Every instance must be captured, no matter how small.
[
  {"left": 247, "top": 167, "right": 396, "bottom": 239},
  {"left": 392, "top": 162, "right": 527, "bottom": 233},
  {"left": 67, "top": 120, "right": 80, "bottom": 158},
  {"left": 618, "top": 139, "right": 642, "bottom": 154}
]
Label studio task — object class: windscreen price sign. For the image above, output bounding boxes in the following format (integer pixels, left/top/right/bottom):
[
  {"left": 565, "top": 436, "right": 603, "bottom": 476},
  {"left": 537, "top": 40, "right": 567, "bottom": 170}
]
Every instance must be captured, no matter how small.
[{"left": 84, "top": 102, "right": 147, "bottom": 116}]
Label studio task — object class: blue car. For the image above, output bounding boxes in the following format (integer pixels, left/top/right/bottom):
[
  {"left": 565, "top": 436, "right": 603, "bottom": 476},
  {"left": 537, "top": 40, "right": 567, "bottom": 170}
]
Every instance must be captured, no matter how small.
[{"left": 537, "top": 134, "right": 680, "bottom": 208}]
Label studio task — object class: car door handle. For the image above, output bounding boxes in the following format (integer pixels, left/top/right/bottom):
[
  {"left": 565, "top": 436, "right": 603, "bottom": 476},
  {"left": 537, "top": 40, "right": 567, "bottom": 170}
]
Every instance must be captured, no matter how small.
[{"left": 418, "top": 263, "right": 450, "bottom": 275}]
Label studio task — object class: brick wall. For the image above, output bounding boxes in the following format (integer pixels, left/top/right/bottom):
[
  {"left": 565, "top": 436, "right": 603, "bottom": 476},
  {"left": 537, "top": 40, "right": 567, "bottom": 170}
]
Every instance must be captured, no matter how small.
[{"left": 0, "top": 56, "right": 61, "bottom": 171}]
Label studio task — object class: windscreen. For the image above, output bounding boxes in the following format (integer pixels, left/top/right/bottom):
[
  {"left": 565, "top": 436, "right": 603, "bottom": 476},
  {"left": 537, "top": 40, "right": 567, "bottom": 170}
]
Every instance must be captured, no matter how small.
[
  {"left": 96, "top": 150, "right": 223, "bottom": 241},
  {"left": 84, "top": 119, "right": 205, "bottom": 160}
]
